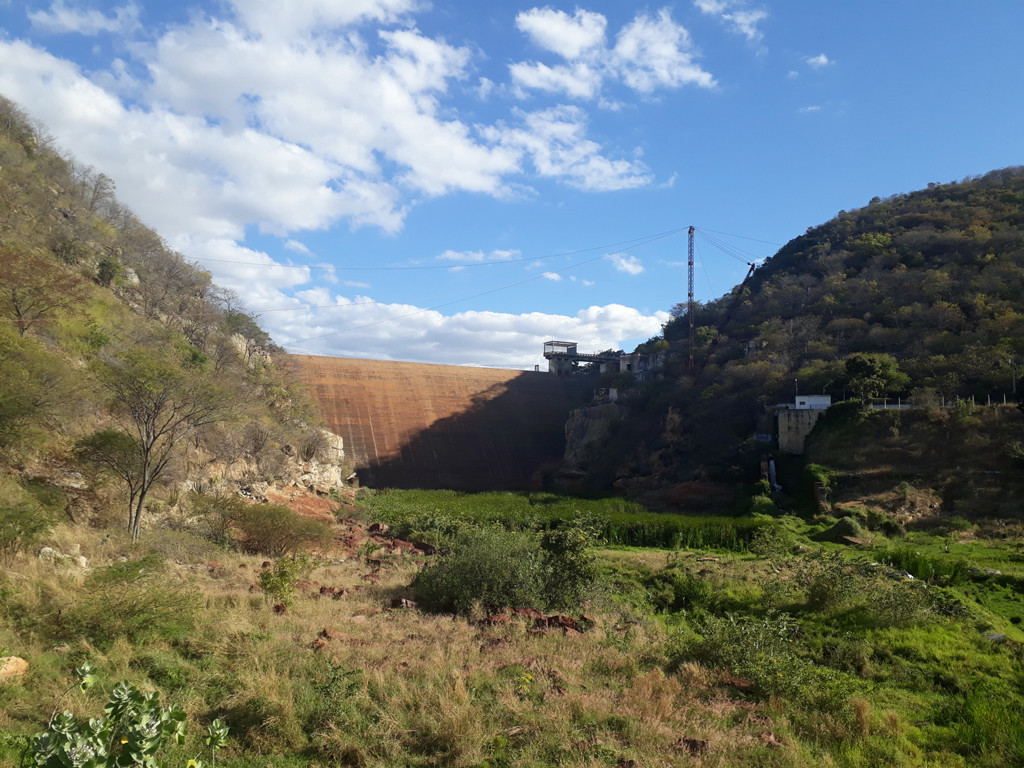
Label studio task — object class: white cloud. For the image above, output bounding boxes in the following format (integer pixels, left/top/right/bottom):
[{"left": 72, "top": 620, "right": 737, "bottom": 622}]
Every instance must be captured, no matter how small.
[
  {"left": 510, "top": 7, "right": 715, "bottom": 99},
  {"left": 694, "top": 0, "right": 767, "bottom": 43},
  {"left": 799, "top": 105, "right": 821, "bottom": 113},
  {"left": 542, "top": 272, "right": 562, "bottom": 281},
  {"left": 614, "top": 9, "right": 716, "bottom": 93},
  {"left": 607, "top": 253, "right": 644, "bottom": 275},
  {"left": 29, "top": 1, "right": 140, "bottom": 35},
  {"left": 509, "top": 60, "right": 603, "bottom": 100},
  {"left": 0, "top": 3, "right": 678, "bottom": 367},
  {"left": 284, "top": 300, "right": 669, "bottom": 367},
  {"left": 484, "top": 106, "right": 653, "bottom": 191},
  {"left": 285, "top": 239, "right": 312, "bottom": 254},
  {"left": 806, "top": 53, "right": 832, "bottom": 69},
  {"left": 516, "top": 7, "right": 607, "bottom": 59}
]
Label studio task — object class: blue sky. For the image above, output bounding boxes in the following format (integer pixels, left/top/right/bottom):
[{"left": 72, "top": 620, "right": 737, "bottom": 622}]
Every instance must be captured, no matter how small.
[{"left": 1, "top": 1, "right": 1022, "bottom": 368}]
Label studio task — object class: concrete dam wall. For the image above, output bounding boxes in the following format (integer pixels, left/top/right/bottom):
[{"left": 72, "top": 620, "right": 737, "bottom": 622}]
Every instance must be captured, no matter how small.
[{"left": 289, "top": 355, "right": 589, "bottom": 491}]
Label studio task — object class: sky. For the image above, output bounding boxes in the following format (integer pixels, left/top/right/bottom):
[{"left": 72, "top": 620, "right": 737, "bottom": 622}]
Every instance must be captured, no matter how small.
[{"left": 1, "top": 1, "right": 1022, "bottom": 369}]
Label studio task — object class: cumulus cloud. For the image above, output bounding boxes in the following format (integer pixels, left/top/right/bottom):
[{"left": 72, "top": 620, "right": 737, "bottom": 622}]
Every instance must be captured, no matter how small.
[
  {"left": 799, "top": 105, "right": 821, "bottom": 113},
  {"left": 693, "top": 0, "right": 767, "bottom": 43},
  {"left": 511, "top": 6, "right": 715, "bottom": 99},
  {"left": 484, "top": 106, "right": 653, "bottom": 191},
  {"left": 516, "top": 7, "right": 607, "bottom": 59},
  {"left": 806, "top": 53, "right": 833, "bottom": 69},
  {"left": 285, "top": 300, "right": 670, "bottom": 367},
  {"left": 607, "top": 253, "right": 644, "bottom": 275},
  {"left": 0, "top": 1, "right": 677, "bottom": 366},
  {"left": 29, "top": 1, "right": 140, "bottom": 35}
]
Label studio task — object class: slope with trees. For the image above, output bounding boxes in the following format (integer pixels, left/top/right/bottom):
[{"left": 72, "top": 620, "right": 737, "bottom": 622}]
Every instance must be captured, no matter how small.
[
  {"left": 585, "top": 168, "right": 1024, "bottom": 495},
  {"left": 0, "top": 95, "right": 333, "bottom": 538}
]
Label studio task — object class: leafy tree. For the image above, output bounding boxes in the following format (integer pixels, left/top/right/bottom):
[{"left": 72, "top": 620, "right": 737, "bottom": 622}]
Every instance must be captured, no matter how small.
[
  {"left": 0, "top": 244, "right": 89, "bottom": 336},
  {"left": 843, "top": 352, "right": 909, "bottom": 400},
  {"left": 76, "top": 348, "right": 228, "bottom": 540}
]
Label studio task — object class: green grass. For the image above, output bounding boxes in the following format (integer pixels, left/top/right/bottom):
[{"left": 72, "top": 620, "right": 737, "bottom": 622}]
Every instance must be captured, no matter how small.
[{"left": 359, "top": 489, "right": 769, "bottom": 551}]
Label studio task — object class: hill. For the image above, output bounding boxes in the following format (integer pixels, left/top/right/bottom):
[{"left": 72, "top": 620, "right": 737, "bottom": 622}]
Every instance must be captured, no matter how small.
[
  {"left": 580, "top": 169, "right": 1024, "bottom": 497},
  {"left": 0, "top": 95, "right": 341, "bottom": 534}
]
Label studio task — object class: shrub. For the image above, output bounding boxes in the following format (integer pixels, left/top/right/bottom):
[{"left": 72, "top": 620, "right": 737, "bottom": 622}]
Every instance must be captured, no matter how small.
[
  {"left": 412, "top": 528, "right": 547, "bottom": 613},
  {"left": 748, "top": 494, "right": 777, "bottom": 517},
  {"left": 188, "top": 491, "right": 252, "bottom": 546},
  {"left": 795, "top": 552, "right": 863, "bottom": 611},
  {"left": 678, "top": 611, "right": 856, "bottom": 710},
  {"left": 258, "top": 555, "right": 316, "bottom": 608},
  {"left": 28, "top": 662, "right": 228, "bottom": 768},
  {"left": 645, "top": 567, "right": 721, "bottom": 613},
  {"left": 540, "top": 518, "right": 600, "bottom": 610},
  {"left": 234, "top": 503, "right": 333, "bottom": 557},
  {"left": 816, "top": 516, "right": 864, "bottom": 542},
  {"left": 58, "top": 556, "right": 199, "bottom": 647},
  {"left": 749, "top": 523, "right": 797, "bottom": 557},
  {"left": 0, "top": 476, "right": 56, "bottom": 564}
]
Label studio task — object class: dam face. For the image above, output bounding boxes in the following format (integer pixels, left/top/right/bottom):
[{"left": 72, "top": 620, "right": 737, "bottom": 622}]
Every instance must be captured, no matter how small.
[{"left": 289, "top": 355, "right": 589, "bottom": 491}]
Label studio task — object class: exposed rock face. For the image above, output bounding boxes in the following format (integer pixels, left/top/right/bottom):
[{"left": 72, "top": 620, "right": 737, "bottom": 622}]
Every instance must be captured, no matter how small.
[{"left": 562, "top": 403, "right": 623, "bottom": 472}]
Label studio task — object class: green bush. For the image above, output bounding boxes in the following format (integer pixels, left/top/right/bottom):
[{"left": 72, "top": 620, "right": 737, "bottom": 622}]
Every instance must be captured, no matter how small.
[
  {"left": 748, "top": 494, "right": 777, "bottom": 517},
  {"left": 749, "top": 523, "right": 797, "bottom": 557},
  {"left": 0, "top": 476, "right": 56, "bottom": 564},
  {"left": 678, "top": 611, "right": 856, "bottom": 710},
  {"left": 412, "top": 528, "right": 547, "bottom": 613},
  {"left": 258, "top": 555, "right": 316, "bottom": 607},
  {"left": 28, "top": 662, "right": 228, "bottom": 768},
  {"left": 58, "top": 556, "right": 199, "bottom": 647},
  {"left": 795, "top": 552, "right": 863, "bottom": 611},
  {"left": 540, "top": 518, "right": 600, "bottom": 610},
  {"left": 234, "top": 503, "right": 333, "bottom": 557},
  {"left": 645, "top": 567, "right": 721, "bottom": 613}
]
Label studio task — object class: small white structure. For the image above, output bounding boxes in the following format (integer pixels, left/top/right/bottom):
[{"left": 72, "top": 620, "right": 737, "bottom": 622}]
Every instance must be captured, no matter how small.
[{"left": 793, "top": 395, "right": 831, "bottom": 411}]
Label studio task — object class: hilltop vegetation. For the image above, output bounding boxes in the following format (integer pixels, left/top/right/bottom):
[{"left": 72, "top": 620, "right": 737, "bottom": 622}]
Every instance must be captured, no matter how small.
[{"left": 586, "top": 168, "right": 1024, "bottom": 491}]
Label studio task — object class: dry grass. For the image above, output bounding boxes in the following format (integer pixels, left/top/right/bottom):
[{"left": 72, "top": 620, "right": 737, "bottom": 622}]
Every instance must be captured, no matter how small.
[{"left": 0, "top": 520, "right": 803, "bottom": 767}]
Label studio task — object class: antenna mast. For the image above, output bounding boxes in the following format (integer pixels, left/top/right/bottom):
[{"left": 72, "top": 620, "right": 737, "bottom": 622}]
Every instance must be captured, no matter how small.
[{"left": 688, "top": 225, "right": 695, "bottom": 373}]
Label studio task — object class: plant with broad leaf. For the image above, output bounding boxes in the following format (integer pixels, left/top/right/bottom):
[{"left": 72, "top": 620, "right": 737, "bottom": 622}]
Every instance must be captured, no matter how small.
[{"left": 27, "top": 662, "right": 227, "bottom": 768}]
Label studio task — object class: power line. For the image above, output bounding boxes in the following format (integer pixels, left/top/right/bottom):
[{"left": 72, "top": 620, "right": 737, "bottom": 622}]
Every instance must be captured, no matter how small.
[{"left": 191, "top": 226, "right": 689, "bottom": 272}]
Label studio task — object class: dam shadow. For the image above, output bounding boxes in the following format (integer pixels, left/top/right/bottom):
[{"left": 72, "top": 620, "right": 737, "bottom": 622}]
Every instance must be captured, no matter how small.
[
  {"left": 363, "top": 373, "right": 593, "bottom": 491},
  {"left": 290, "top": 354, "right": 594, "bottom": 492}
]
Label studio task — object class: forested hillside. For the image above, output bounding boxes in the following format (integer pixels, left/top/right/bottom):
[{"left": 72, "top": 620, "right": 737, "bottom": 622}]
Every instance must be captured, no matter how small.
[
  {"left": 599, "top": 169, "right": 1024, "bottom": 489},
  {"left": 0, "top": 95, "right": 332, "bottom": 534}
]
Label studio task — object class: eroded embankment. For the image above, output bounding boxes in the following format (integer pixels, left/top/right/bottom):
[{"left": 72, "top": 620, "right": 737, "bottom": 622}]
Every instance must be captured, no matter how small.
[{"left": 289, "top": 355, "right": 588, "bottom": 490}]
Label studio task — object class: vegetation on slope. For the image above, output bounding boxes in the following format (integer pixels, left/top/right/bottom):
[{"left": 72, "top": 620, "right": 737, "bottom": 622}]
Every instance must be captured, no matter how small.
[
  {"left": 0, "top": 95, "right": 329, "bottom": 536},
  {"left": 594, "top": 168, "right": 1024, "bottom": 490}
]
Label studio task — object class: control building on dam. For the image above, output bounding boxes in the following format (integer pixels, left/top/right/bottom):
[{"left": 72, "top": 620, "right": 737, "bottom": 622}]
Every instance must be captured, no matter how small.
[{"left": 290, "top": 355, "right": 591, "bottom": 491}]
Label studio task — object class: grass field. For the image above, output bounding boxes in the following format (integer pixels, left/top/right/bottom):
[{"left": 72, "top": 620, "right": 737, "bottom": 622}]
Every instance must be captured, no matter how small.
[{"left": 3, "top": 489, "right": 1024, "bottom": 767}]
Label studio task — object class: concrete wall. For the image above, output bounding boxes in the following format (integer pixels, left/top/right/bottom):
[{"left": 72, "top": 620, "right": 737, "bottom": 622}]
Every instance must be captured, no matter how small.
[
  {"left": 778, "top": 408, "right": 827, "bottom": 454},
  {"left": 289, "top": 355, "right": 588, "bottom": 490}
]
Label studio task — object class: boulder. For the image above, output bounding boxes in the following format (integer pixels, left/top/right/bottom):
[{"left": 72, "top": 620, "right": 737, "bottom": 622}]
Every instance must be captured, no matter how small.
[{"left": 0, "top": 657, "right": 29, "bottom": 684}]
